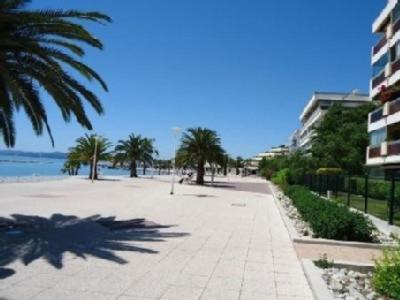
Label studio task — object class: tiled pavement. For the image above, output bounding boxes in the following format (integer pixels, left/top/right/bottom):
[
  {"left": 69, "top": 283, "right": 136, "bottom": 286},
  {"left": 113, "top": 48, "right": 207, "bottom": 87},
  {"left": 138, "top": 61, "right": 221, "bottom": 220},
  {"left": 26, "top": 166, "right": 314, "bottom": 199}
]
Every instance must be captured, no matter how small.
[{"left": 0, "top": 176, "right": 313, "bottom": 299}]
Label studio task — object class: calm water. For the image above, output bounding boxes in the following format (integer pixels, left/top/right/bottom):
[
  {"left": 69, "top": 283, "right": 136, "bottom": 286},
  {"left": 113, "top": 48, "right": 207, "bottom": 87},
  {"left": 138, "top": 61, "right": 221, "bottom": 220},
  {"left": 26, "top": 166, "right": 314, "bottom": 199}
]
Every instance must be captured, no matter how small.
[{"left": 0, "top": 155, "right": 133, "bottom": 177}]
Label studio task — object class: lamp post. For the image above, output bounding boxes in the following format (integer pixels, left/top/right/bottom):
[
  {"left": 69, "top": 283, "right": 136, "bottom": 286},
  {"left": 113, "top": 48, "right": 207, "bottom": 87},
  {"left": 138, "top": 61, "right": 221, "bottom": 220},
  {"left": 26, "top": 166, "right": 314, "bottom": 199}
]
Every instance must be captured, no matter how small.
[
  {"left": 91, "top": 135, "right": 98, "bottom": 183},
  {"left": 170, "top": 127, "right": 182, "bottom": 195}
]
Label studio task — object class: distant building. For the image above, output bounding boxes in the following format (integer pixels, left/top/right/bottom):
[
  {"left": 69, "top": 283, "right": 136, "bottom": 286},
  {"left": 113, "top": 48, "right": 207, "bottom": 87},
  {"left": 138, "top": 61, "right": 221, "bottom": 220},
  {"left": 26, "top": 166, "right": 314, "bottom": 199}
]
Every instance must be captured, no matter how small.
[
  {"left": 289, "top": 129, "right": 300, "bottom": 152},
  {"left": 366, "top": 0, "right": 400, "bottom": 169},
  {"left": 250, "top": 145, "right": 290, "bottom": 169},
  {"left": 298, "top": 92, "right": 370, "bottom": 151}
]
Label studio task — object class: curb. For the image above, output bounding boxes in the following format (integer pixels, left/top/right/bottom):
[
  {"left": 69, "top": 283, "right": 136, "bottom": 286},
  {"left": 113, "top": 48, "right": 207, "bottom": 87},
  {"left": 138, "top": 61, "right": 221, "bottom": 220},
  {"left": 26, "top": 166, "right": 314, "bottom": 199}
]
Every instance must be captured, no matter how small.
[{"left": 301, "top": 259, "right": 336, "bottom": 300}]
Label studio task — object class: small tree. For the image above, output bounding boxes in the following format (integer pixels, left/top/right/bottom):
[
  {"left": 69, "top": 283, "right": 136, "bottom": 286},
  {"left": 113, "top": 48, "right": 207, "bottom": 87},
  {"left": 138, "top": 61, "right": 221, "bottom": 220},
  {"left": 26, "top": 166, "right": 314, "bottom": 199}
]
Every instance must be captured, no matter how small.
[
  {"left": 114, "top": 134, "right": 157, "bottom": 178},
  {"left": 72, "top": 134, "right": 111, "bottom": 180},
  {"left": 177, "top": 127, "right": 225, "bottom": 185},
  {"left": 312, "top": 103, "right": 375, "bottom": 174}
]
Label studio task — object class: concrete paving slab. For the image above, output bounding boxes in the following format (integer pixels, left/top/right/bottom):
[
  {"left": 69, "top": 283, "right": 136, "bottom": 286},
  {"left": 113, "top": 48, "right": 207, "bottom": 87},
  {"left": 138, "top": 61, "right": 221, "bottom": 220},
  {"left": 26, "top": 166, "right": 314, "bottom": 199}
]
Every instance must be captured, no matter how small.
[{"left": 0, "top": 175, "right": 313, "bottom": 299}]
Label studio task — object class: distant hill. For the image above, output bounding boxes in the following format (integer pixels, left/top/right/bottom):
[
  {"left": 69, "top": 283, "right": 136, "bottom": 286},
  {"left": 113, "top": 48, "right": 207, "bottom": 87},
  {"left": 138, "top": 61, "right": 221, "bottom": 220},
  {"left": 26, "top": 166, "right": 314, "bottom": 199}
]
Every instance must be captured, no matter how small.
[{"left": 0, "top": 150, "right": 67, "bottom": 159}]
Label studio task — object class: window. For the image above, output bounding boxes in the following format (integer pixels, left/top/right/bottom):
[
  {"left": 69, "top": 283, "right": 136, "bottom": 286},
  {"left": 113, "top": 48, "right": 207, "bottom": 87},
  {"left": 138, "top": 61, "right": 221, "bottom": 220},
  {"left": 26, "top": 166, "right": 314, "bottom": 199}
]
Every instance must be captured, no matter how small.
[
  {"left": 393, "top": 3, "right": 400, "bottom": 22},
  {"left": 391, "top": 41, "right": 400, "bottom": 62},
  {"left": 372, "top": 53, "right": 389, "bottom": 77},
  {"left": 369, "top": 128, "right": 387, "bottom": 147},
  {"left": 388, "top": 123, "right": 400, "bottom": 141}
]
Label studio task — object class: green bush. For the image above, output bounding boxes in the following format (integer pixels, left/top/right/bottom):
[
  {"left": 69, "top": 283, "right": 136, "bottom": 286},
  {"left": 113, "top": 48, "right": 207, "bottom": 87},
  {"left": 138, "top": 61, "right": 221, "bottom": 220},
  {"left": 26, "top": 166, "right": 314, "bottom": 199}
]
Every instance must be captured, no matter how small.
[
  {"left": 316, "top": 168, "right": 343, "bottom": 175},
  {"left": 373, "top": 242, "right": 400, "bottom": 299},
  {"left": 261, "top": 168, "right": 274, "bottom": 180},
  {"left": 345, "top": 177, "right": 391, "bottom": 200},
  {"left": 272, "top": 168, "right": 290, "bottom": 189},
  {"left": 284, "top": 186, "right": 374, "bottom": 242}
]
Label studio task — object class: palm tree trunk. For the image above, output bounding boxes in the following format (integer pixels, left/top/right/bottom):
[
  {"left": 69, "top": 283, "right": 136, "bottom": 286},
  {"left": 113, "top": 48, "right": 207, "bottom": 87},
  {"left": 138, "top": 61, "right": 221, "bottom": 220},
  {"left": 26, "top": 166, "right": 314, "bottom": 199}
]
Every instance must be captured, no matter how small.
[
  {"left": 196, "top": 160, "right": 205, "bottom": 185},
  {"left": 94, "top": 162, "right": 98, "bottom": 180},
  {"left": 89, "top": 162, "right": 93, "bottom": 179},
  {"left": 130, "top": 161, "right": 138, "bottom": 178}
]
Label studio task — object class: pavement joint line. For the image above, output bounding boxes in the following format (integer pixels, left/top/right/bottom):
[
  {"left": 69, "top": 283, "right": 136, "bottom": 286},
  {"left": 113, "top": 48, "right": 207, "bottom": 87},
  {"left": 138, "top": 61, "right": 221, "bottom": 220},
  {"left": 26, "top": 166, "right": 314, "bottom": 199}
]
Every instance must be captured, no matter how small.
[
  {"left": 116, "top": 219, "right": 211, "bottom": 300},
  {"left": 198, "top": 229, "right": 236, "bottom": 300},
  {"left": 238, "top": 198, "right": 258, "bottom": 300}
]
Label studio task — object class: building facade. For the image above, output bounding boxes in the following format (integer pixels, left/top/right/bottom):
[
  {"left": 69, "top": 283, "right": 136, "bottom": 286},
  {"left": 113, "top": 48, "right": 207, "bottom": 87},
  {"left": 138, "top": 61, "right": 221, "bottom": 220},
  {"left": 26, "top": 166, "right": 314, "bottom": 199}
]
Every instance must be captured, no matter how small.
[
  {"left": 367, "top": 0, "right": 400, "bottom": 168},
  {"left": 298, "top": 92, "right": 370, "bottom": 151},
  {"left": 250, "top": 145, "right": 290, "bottom": 168}
]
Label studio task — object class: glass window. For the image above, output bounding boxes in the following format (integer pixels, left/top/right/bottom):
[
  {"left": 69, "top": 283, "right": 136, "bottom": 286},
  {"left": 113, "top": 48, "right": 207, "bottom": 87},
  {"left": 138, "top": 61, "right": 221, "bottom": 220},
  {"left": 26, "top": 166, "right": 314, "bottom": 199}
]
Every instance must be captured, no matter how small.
[
  {"left": 369, "top": 128, "right": 387, "bottom": 147},
  {"left": 391, "top": 41, "right": 400, "bottom": 61},
  {"left": 394, "top": 3, "right": 400, "bottom": 22},
  {"left": 372, "top": 53, "right": 389, "bottom": 77},
  {"left": 388, "top": 123, "right": 400, "bottom": 141}
]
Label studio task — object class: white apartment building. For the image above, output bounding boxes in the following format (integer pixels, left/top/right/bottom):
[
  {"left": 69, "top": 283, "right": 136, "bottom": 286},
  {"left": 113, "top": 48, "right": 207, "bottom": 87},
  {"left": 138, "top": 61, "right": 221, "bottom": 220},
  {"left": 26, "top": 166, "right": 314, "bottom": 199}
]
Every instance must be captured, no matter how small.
[
  {"left": 298, "top": 92, "right": 371, "bottom": 151},
  {"left": 250, "top": 145, "right": 290, "bottom": 168},
  {"left": 366, "top": 0, "right": 400, "bottom": 168}
]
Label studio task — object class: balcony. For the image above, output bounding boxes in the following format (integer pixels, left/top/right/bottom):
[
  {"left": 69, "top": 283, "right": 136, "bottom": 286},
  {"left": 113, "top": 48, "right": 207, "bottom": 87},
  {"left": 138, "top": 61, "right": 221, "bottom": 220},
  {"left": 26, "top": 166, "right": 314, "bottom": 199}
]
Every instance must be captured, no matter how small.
[
  {"left": 370, "top": 107, "right": 384, "bottom": 123},
  {"left": 373, "top": 36, "right": 387, "bottom": 55},
  {"left": 389, "top": 98, "right": 400, "bottom": 114},
  {"left": 372, "top": 71, "right": 386, "bottom": 89},
  {"left": 388, "top": 140, "right": 400, "bottom": 156},
  {"left": 392, "top": 59, "right": 400, "bottom": 76},
  {"left": 369, "top": 146, "right": 381, "bottom": 159},
  {"left": 394, "top": 17, "right": 400, "bottom": 34}
]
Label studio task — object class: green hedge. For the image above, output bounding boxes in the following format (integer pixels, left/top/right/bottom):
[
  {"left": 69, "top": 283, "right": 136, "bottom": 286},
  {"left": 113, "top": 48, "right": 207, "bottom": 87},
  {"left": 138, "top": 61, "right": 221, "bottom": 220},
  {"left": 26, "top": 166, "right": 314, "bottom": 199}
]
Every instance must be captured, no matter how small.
[
  {"left": 284, "top": 186, "right": 375, "bottom": 242},
  {"left": 345, "top": 177, "right": 391, "bottom": 200}
]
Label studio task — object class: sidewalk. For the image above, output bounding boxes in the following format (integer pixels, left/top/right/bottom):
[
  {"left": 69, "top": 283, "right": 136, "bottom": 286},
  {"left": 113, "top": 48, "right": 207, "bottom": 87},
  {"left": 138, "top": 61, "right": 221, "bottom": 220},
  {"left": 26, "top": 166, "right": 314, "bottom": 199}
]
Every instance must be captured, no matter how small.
[{"left": 0, "top": 176, "right": 313, "bottom": 299}]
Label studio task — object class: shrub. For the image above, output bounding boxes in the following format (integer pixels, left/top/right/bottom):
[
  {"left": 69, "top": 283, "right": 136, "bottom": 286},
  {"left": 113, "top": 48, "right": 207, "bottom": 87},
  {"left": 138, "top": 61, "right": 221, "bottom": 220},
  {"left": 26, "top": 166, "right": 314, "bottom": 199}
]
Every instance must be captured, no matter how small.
[
  {"left": 316, "top": 168, "right": 343, "bottom": 175},
  {"left": 373, "top": 241, "right": 400, "bottom": 299},
  {"left": 284, "top": 186, "right": 374, "bottom": 242},
  {"left": 261, "top": 168, "right": 274, "bottom": 180},
  {"left": 345, "top": 177, "right": 391, "bottom": 200},
  {"left": 272, "top": 168, "right": 290, "bottom": 189},
  {"left": 314, "top": 254, "right": 334, "bottom": 269}
]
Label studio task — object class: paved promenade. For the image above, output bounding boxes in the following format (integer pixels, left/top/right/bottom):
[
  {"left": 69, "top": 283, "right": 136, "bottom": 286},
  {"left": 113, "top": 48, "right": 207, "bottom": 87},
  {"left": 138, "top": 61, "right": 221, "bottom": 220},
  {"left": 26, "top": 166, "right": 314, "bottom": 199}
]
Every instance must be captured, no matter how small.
[{"left": 0, "top": 176, "right": 313, "bottom": 300}]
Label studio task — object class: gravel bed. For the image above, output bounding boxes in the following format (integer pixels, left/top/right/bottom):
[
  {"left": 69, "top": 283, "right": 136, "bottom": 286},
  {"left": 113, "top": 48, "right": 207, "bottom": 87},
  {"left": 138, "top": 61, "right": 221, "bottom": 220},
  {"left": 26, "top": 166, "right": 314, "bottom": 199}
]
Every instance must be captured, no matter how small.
[{"left": 322, "top": 267, "right": 389, "bottom": 300}]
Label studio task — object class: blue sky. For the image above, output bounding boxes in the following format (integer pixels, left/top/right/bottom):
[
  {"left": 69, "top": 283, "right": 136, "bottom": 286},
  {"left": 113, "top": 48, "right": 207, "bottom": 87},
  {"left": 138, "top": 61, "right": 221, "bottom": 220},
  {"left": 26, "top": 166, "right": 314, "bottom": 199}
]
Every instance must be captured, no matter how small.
[{"left": 10, "top": 0, "right": 384, "bottom": 158}]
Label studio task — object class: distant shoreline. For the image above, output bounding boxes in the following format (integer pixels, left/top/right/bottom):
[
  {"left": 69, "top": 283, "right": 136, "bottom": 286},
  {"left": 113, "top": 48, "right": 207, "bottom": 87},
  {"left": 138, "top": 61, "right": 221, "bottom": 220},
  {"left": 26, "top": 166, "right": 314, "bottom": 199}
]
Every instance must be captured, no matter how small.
[
  {"left": 0, "top": 175, "right": 68, "bottom": 184},
  {"left": 0, "top": 159, "right": 54, "bottom": 164}
]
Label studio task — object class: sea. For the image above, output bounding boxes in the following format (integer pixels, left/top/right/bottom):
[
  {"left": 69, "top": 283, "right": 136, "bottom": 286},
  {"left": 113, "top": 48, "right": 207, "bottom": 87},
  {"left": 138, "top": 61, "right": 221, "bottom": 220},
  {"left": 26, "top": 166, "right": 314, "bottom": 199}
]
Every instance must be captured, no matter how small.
[{"left": 0, "top": 154, "right": 136, "bottom": 179}]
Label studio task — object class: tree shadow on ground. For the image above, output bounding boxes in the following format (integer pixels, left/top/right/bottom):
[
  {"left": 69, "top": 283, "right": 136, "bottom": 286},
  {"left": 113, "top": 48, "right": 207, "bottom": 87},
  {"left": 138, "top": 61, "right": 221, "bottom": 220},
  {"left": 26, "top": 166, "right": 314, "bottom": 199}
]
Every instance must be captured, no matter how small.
[{"left": 0, "top": 214, "right": 188, "bottom": 279}]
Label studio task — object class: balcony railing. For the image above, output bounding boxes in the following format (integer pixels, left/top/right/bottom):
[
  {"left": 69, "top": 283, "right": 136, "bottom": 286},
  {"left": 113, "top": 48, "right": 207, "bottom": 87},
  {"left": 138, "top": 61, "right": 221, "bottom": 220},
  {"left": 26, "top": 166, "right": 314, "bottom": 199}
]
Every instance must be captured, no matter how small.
[
  {"left": 372, "top": 71, "right": 386, "bottom": 89},
  {"left": 393, "top": 59, "right": 400, "bottom": 74},
  {"left": 369, "top": 146, "right": 381, "bottom": 158},
  {"left": 370, "top": 107, "right": 384, "bottom": 123},
  {"left": 389, "top": 98, "right": 400, "bottom": 114},
  {"left": 388, "top": 140, "right": 400, "bottom": 156},
  {"left": 373, "top": 36, "right": 387, "bottom": 55},
  {"left": 394, "top": 17, "right": 400, "bottom": 34}
]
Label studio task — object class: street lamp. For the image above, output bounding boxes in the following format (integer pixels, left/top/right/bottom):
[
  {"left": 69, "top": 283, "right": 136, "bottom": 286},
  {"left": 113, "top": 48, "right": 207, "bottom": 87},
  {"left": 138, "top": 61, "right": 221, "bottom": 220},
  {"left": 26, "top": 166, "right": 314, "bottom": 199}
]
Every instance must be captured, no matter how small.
[{"left": 170, "top": 127, "right": 182, "bottom": 195}]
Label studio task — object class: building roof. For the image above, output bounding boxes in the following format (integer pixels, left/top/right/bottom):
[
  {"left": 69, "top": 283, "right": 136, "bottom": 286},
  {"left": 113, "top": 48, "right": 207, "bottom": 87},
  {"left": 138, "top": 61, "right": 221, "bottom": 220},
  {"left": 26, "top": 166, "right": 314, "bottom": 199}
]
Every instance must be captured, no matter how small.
[
  {"left": 372, "top": 0, "right": 396, "bottom": 33},
  {"left": 299, "top": 92, "right": 370, "bottom": 122}
]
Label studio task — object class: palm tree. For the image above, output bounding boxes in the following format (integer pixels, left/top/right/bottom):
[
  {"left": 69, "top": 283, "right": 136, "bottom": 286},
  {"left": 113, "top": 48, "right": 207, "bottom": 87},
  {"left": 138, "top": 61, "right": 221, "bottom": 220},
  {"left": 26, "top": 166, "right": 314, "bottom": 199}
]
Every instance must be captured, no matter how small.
[
  {"left": 72, "top": 134, "right": 111, "bottom": 179},
  {"left": 0, "top": 0, "right": 111, "bottom": 147},
  {"left": 61, "top": 148, "right": 81, "bottom": 175},
  {"left": 177, "top": 127, "right": 225, "bottom": 185},
  {"left": 140, "top": 138, "right": 158, "bottom": 175},
  {"left": 114, "top": 134, "right": 158, "bottom": 178}
]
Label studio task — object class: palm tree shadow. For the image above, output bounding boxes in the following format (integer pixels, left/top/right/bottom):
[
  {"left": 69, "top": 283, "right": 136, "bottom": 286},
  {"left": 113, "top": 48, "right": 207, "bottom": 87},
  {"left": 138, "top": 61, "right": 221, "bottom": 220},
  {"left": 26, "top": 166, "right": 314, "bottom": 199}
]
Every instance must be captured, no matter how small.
[{"left": 0, "top": 214, "right": 188, "bottom": 278}]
